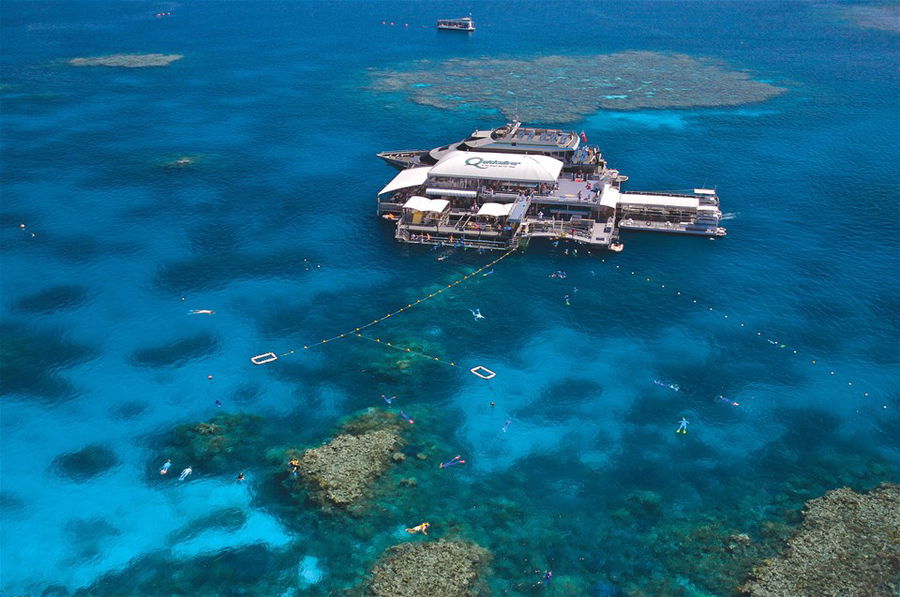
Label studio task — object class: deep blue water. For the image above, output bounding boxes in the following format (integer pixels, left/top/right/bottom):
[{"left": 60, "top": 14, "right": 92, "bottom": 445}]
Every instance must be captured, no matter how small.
[{"left": 1, "top": 1, "right": 898, "bottom": 595}]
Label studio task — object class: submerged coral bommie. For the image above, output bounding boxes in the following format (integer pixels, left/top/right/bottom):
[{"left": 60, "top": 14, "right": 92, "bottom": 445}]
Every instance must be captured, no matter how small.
[
  {"left": 164, "top": 412, "right": 265, "bottom": 474},
  {"left": 366, "top": 540, "right": 491, "bottom": 597},
  {"left": 369, "top": 52, "right": 787, "bottom": 122},
  {"left": 296, "top": 429, "right": 400, "bottom": 507}
]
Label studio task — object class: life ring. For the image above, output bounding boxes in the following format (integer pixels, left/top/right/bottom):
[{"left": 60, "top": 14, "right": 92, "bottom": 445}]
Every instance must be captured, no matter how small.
[{"left": 250, "top": 352, "right": 278, "bottom": 365}]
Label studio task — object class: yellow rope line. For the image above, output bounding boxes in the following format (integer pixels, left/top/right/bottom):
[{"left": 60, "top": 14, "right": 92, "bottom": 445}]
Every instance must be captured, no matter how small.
[
  {"left": 269, "top": 247, "right": 516, "bottom": 358},
  {"left": 352, "top": 333, "right": 458, "bottom": 367}
]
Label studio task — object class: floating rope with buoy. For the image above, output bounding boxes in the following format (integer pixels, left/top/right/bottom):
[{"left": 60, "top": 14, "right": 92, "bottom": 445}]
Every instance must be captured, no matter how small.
[{"left": 250, "top": 248, "right": 517, "bottom": 378}]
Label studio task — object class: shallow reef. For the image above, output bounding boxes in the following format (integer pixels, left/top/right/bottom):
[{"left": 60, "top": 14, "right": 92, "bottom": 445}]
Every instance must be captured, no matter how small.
[
  {"left": 288, "top": 413, "right": 402, "bottom": 509},
  {"left": 740, "top": 483, "right": 900, "bottom": 597},
  {"left": 68, "top": 53, "right": 183, "bottom": 68},
  {"left": 161, "top": 412, "right": 266, "bottom": 476},
  {"left": 369, "top": 52, "right": 787, "bottom": 122},
  {"left": 362, "top": 539, "right": 491, "bottom": 597},
  {"left": 838, "top": 5, "right": 900, "bottom": 33}
]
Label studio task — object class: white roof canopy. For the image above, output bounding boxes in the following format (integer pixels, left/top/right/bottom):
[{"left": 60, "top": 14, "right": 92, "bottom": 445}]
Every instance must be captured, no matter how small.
[
  {"left": 428, "top": 151, "right": 563, "bottom": 183},
  {"left": 599, "top": 185, "right": 620, "bottom": 208},
  {"left": 402, "top": 196, "right": 449, "bottom": 213},
  {"left": 378, "top": 167, "right": 431, "bottom": 196},
  {"left": 477, "top": 202, "right": 514, "bottom": 217},
  {"left": 618, "top": 193, "right": 699, "bottom": 209}
]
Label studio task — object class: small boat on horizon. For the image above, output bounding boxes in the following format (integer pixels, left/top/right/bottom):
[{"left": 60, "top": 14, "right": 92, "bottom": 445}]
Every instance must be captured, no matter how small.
[{"left": 437, "top": 16, "right": 475, "bottom": 32}]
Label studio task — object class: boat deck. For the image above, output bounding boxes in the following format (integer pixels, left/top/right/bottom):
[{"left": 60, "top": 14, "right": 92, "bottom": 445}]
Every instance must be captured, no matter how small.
[{"left": 619, "top": 219, "right": 725, "bottom": 237}]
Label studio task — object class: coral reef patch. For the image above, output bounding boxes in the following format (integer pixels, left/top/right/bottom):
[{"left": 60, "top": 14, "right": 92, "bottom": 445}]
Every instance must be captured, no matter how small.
[
  {"left": 369, "top": 52, "right": 787, "bottom": 122},
  {"left": 130, "top": 332, "right": 218, "bottom": 368},
  {"left": 364, "top": 539, "right": 490, "bottom": 597},
  {"left": 0, "top": 321, "right": 95, "bottom": 401},
  {"left": 14, "top": 284, "right": 88, "bottom": 314},
  {"left": 52, "top": 444, "right": 120, "bottom": 482},
  {"left": 293, "top": 428, "right": 400, "bottom": 508},
  {"left": 162, "top": 412, "right": 266, "bottom": 475},
  {"left": 740, "top": 483, "right": 900, "bottom": 597},
  {"left": 68, "top": 54, "right": 183, "bottom": 68}
]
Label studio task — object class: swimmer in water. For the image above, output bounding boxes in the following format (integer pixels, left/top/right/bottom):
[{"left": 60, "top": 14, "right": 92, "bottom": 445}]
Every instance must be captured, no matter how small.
[
  {"left": 482, "top": 269, "right": 494, "bottom": 277},
  {"left": 676, "top": 417, "right": 689, "bottom": 434},
  {"left": 543, "top": 571, "right": 553, "bottom": 585},
  {"left": 288, "top": 459, "right": 300, "bottom": 478},
  {"left": 470, "top": 308, "right": 485, "bottom": 320},
  {"left": 236, "top": 472, "right": 245, "bottom": 483},
  {"left": 717, "top": 395, "right": 740, "bottom": 407},
  {"left": 159, "top": 459, "right": 172, "bottom": 475},
  {"left": 381, "top": 394, "right": 396, "bottom": 405},
  {"left": 439, "top": 455, "right": 466, "bottom": 469},
  {"left": 178, "top": 466, "right": 192, "bottom": 480},
  {"left": 564, "top": 295, "right": 571, "bottom": 306},
  {"left": 189, "top": 309, "right": 215, "bottom": 315},
  {"left": 399, "top": 411, "right": 414, "bottom": 424},
  {"left": 502, "top": 419, "right": 511, "bottom": 433},
  {"left": 405, "top": 522, "right": 430, "bottom": 535},
  {"left": 654, "top": 380, "right": 680, "bottom": 392}
]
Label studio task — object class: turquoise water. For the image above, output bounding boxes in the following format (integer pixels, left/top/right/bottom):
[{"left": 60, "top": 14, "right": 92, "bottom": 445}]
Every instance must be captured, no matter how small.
[{"left": 1, "top": 1, "right": 898, "bottom": 595}]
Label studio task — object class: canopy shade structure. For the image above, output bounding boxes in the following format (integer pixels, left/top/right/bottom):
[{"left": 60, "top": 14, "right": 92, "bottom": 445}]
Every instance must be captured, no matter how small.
[
  {"left": 425, "top": 188, "right": 478, "bottom": 198},
  {"left": 618, "top": 193, "right": 699, "bottom": 209},
  {"left": 402, "top": 196, "right": 449, "bottom": 213},
  {"left": 477, "top": 202, "right": 515, "bottom": 217},
  {"left": 378, "top": 167, "right": 431, "bottom": 196},
  {"left": 599, "top": 185, "right": 620, "bottom": 208},
  {"left": 428, "top": 151, "right": 563, "bottom": 183}
]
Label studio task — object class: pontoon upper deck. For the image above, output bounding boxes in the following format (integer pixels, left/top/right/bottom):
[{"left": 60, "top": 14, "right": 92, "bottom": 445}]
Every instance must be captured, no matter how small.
[{"left": 377, "top": 120, "right": 618, "bottom": 177}]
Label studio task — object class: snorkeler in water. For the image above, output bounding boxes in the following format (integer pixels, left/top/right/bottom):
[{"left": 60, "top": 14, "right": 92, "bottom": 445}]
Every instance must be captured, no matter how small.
[
  {"left": 564, "top": 295, "right": 571, "bottom": 306},
  {"left": 676, "top": 417, "right": 689, "bottom": 434},
  {"left": 470, "top": 308, "right": 485, "bottom": 320},
  {"left": 189, "top": 309, "right": 215, "bottom": 315},
  {"left": 482, "top": 269, "right": 494, "bottom": 277},
  {"left": 288, "top": 459, "right": 300, "bottom": 478},
  {"left": 717, "top": 395, "right": 740, "bottom": 407},
  {"left": 159, "top": 459, "right": 172, "bottom": 475},
  {"left": 439, "top": 455, "right": 466, "bottom": 469},
  {"left": 399, "top": 411, "right": 414, "bottom": 424},
  {"left": 654, "top": 380, "right": 680, "bottom": 392},
  {"left": 405, "top": 522, "right": 430, "bottom": 535},
  {"left": 502, "top": 419, "right": 511, "bottom": 433},
  {"left": 178, "top": 466, "right": 192, "bottom": 480},
  {"left": 381, "top": 394, "right": 396, "bottom": 405},
  {"left": 236, "top": 472, "right": 245, "bottom": 483}
]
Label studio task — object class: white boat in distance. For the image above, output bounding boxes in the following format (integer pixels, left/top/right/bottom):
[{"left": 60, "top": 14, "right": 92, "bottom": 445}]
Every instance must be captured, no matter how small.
[{"left": 437, "top": 16, "right": 475, "bottom": 31}]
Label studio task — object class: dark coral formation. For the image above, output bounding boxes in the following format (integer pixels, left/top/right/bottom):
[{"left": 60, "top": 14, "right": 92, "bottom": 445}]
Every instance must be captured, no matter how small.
[
  {"left": 164, "top": 413, "right": 265, "bottom": 474},
  {"left": 52, "top": 444, "right": 120, "bottom": 482},
  {"left": 295, "top": 429, "right": 400, "bottom": 508},
  {"left": 366, "top": 540, "right": 490, "bottom": 597},
  {"left": 14, "top": 284, "right": 88, "bottom": 314},
  {"left": 0, "top": 321, "right": 94, "bottom": 401},
  {"left": 130, "top": 332, "right": 219, "bottom": 368},
  {"left": 68, "top": 54, "right": 183, "bottom": 68},
  {"left": 369, "top": 52, "right": 787, "bottom": 122},
  {"left": 740, "top": 483, "right": 900, "bottom": 597}
]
